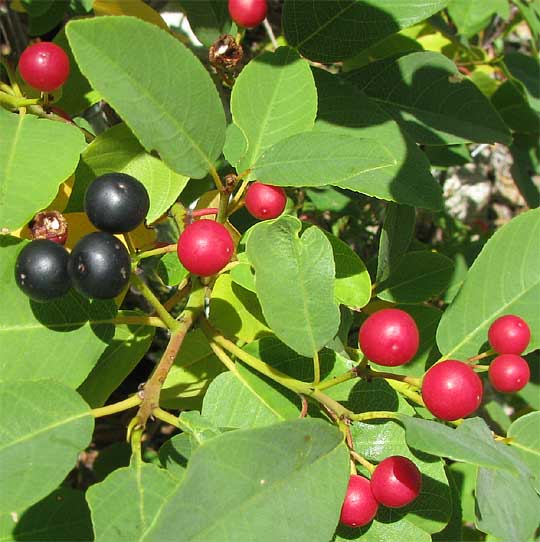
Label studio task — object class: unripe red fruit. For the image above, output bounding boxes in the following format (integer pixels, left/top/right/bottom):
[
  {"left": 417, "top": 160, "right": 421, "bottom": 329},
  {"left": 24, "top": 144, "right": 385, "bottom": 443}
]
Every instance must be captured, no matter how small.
[
  {"left": 245, "top": 182, "right": 287, "bottom": 220},
  {"left": 18, "top": 42, "right": 70, "bottom": 92},
  {"left": 228, "top": 0, "right": 267, "bottom": 28},
  {"left": 339, "top": 475, "right": 378, "bottom": 528},
  {"left": 358, "top": 308, "right": 419, "bottom": 366},
  {"left": 489, "top": 354, "right": 530, "bottom": 393},
  {"left": 488, "top": 315, "right": 531, "bottom": 355},
  {"left": 422, "top": 360, "right": 483, "bottom": 421},
  {"left": 370, "top": 456, "right": 422, "bottom": 508},
  {"left": 177, "top": 220, "right": 234, "bottom": 277}
]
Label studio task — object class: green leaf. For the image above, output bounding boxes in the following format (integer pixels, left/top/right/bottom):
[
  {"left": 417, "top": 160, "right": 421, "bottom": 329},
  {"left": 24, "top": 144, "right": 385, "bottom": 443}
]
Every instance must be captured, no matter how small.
[
  {"left": 491, "top": 80, "right": 540, "bottom": 135},
  {"left": 231, "top": 46, "right": 317, "bottom": 174},
  {"left": 0, "top": 487, "right": 92, "bottom": 541},
  {"left": 335, "top": 518, "right": 431, "bottom": 542},
  {"left": 0, "top": 109, "right": 86, "bottom": 231},
  {"left": 178, "top": 411, "right": 223, "bottom": 445},
  {"left": 449, "top": 462, "right": 477, "bottom": 523},
  {"left": 448, "top": 0, "right": 504, "bottom": 37},
  {"left": 509, "top": 134, "right": 540, "bottom": 208},
  {"left": 344, "top": 52, "right": 512, "bottom": 145},
  {"left": 376, "top": 203, "right": 416, "bottom": 282},
  {"left": 229, "top": 253, "right": 256, "bottom": 293},
  {"left": 28, "top": 0, "right": 68, "bottom": 36},
  {"left": 176, "top": 0, "right": 232, "bottom": 46},
  {"left": 424, "top": 144, "right": 472, "bottom": 168},
  {"left": 159, "top": 433, "right": 193, "bottom": 480},
  {"left": 502, "top": 56, "right": 539, "bottom": 111},
  {"left": 0, "top": 238, "right": 115, "bottom": 388},
  {"left": 508, "top": 412, "right": 540, "bottom": 492},
  {"left": 54, "top": 29, "right": 100, "bottom": 116},
  {"left": 402, "top": 416, "right": 521, "bottom": 473},
  {"left": 351, "top": 418, "right": 451, "bottom": 534},
  {"left": 0, "top": 380, "right": 93, "bottom": 514},
  {"left": 476, "top": 459, "right": 540, "bottom": 542},
  {"left": 65, "top": 123, "right": 189, "bottom": 223},
  {"left": 209, "top": 274, "right": 271, "bottom": 342},
  {"left": 311, "top": 69, "right": 442, "bottom": 210},
  {"left": 86, "top": 458, "right": 178, "bottom": 541},
  {"left": 66, "top": 16, "right": 226, "bottom": 178},
  {"left": 77, "top": 314, "right": 155, "bottom": 408},
  {"left": 246, "top": 216, "right": 340, "bottom": 357},
  {"left": 223, "top": 123, "right": 248, "bottom": 168},
  {"left": 144, "top": 419, "right": 350, "bottom": 542},
  {"left": 324, "top": 231, "right": 371, "bottom": 309},
  {"left": 157, "top": 251, "right": 189, "bottom": 286},
  {"left": 376, "top": 250, "right": 455, "bottom": 303},
  {"left": 432, "top": 467, "right": 463, "bottom": 542},
  {"left": 161, "top": 329, "right": 225, "bottom": 410},
  {"left": 436, "top": 209, "right": 540, "bottom": 360},
  {"left": 202, "top": 362, "right": 300, "bottom": 429},
  {"left": 283, "top": 0, "right": 449, "bottom": 62}
]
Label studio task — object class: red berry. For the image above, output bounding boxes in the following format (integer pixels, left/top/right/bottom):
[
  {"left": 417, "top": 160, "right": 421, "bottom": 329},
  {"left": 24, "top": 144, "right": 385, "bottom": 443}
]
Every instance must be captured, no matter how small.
[
  {"left": 358, "top": 308, "right": 419, "bottom": 366},
  {"left": 489, "top": 354, "right": 530, "bottom": 393},
  {"left": 18, "top": 42, "right": 70, "bottom": 92},
  {"left": 422, "top": 360, "right": 483, "bottom": 421},
  {"left": 370, "top": 456, "right": 422, "bottom": 508},
  {"left": 339, "top": 475, "right": 378, "bottom": 528},
  {"left": 488, "top": 315, "right": 531, "bottom": 355},
  {"left": 177, "top": 220, "right": 234, "bottom": 277},
  {"left": 245, "top": 182, "right": 287, "bottom": 220},
  {"left": 228, "top": 0, "right": 267, "bottom": 28}
]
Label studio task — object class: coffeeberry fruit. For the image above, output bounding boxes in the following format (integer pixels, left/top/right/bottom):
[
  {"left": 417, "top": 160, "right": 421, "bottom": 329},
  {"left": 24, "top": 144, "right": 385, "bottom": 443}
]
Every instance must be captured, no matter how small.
[
  {"left": 18, "top": 42, "right": 70, "bottom": 92},
  {"left": 358, "top": 308, "right": 419, "bottom": 366},
  {"left": 339, "top": 475, "right": 378, "bottom": 528},
  {"left": 228, "top": 0, "right": 267, "bottom": 28},
  {"left": 84, "top": 173, "right": 150, "bottom": 234},
  {"left": 177, "top": 219, "right": 234, "bottom": 277},
  {"left": 69, "top": 232, "right": 131, "bottom": 299},
  {"left": 245, "top": 182, "right": 287, "bottom": 220},
  {"left": 422, "top": 360, "right": 483, "bottom": 421},
  {"left": 488, "top": 315, "right": 530, "bottom": 355},
  {"left": 489, "top": 354, "right": 530, "bottom": 393},
  {"left": 15, "top": 239, "right": 71, "bottom": 301},
  {"left": 370, "top": 456, "right": 422, "bottom": 508}
]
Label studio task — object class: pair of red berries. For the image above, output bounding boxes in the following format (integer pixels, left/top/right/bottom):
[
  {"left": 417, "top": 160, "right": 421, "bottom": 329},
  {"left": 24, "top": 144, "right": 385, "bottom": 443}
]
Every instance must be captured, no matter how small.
[
  {"left": 177, "top": 182, "right": 286, "bottom": 277},
  {"left": 18, "top": 42, "right": 70, "bottom": 92},
  {"left": 340, "top": 456, "right": 422, "bottom": 528}
]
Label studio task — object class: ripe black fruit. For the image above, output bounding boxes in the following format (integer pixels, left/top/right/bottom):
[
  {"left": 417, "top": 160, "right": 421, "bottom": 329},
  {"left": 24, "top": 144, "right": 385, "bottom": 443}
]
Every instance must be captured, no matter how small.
[
  {"left": 69, "top": 232, "right": 131, "bottom": 299},
  {"left": 84, "top": 172, "right": 150, "bottom": 233},
  {"left": 15, "top": 239, "right": 71, "bottom": 301}
]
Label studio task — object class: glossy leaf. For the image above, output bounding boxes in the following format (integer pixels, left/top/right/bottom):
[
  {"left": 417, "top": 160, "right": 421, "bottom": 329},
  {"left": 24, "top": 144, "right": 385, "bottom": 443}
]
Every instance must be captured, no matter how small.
[
  {"left": 77, "top": 314, "right": 155, "bottom": 407},
  {"left": 0, "top": 237, "right": 115, "bottom": 388},
  {"left": 209, "top": 274, "right": 271, "bottom": 342},
  {"left": 0, "top": 380, "right": 93, "bottom": 513},
  {"left": 376, "top": 250, "right": 454, "bottom": 303},
  {"left": 231, "top": 47, "right": 317, "bottom": 174},
  {"left": 448, "top": 0, "right": 508, "bottom": 37},
  {"left": 437, "top": 210, "right": 540, "bottom": 360},
  {"left": 161, "top": 329, "right": 225, "bottom": 410},
  {"left": 377, "top": 203, "right": 416, "bottom": 282},
  {"left": 324, "top": 231, "right": 371, "bottom": 309},
  {"left": 0, "top": 108, "right": 86, "bottom": 232},
  {"left": 0, "top": 488, "right": 92, "bottom": 541},
  {"left": 246, "top": 216, "right": 340, "bottom": 357},
  {"left": 476, "top": 457, "right": 540, "bottom": 542},
  {"left": 67, "top": 16, "right": 226, "bottom": 178},
  {"left": 507, "top": 412, "right": 540, "bottom": 492},
  {"left": 86, "top": 457, "right": 179, "bottom": 541},
  {"left": 403, "top": 417, "right": 521, "bottom": 473},
  {"left": 283, "top": 0, "right": 449, "bottom": 62},
  {"left": 66, "top": 123, "right": 189, "bottom": 224},
  {"left": 344, "top": 52, "right": 512, "bottom": 145},
  {"left": 144, "top": 419, "right": 350, "bottom": 542}
]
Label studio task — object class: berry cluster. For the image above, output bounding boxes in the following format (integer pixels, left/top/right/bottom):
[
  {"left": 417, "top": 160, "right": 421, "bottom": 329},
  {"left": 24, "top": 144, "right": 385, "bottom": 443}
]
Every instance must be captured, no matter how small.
[
  {"left": 15, "top": 173, "right": 149, "bottom": 301},
  {"left": 340, "top": 456, "right": 422, "bottom": 527}
]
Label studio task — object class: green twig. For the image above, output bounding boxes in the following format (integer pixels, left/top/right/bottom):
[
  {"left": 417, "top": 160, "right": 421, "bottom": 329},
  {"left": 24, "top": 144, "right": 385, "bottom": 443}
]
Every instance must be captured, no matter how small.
[{"left": 91, "top": 395, "right": 142, "bottom": 418}]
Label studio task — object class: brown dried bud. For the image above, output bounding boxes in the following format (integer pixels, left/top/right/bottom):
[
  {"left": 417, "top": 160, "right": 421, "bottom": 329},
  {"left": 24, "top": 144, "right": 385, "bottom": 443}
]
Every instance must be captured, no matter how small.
[
  {"left": 209, "top": 34, "right": 243, "bottom": 72},
  {"left": 29, "top": 210, "right": 68, "bottom": 245},
  {"left": 224, "top": 173, "right": 238, "bottom": 193}
]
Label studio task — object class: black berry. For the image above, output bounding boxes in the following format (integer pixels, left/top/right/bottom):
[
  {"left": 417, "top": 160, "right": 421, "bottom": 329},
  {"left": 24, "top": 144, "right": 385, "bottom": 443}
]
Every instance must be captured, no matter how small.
[
  {"left": 15, "top": 239, "right": 71, "bottom": 301},
  {"left": 84, "top": 173, "right": 150, "bottom": 233},
  {"left": 69, "top": 232, "right": 131, "bottom": 299}
]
